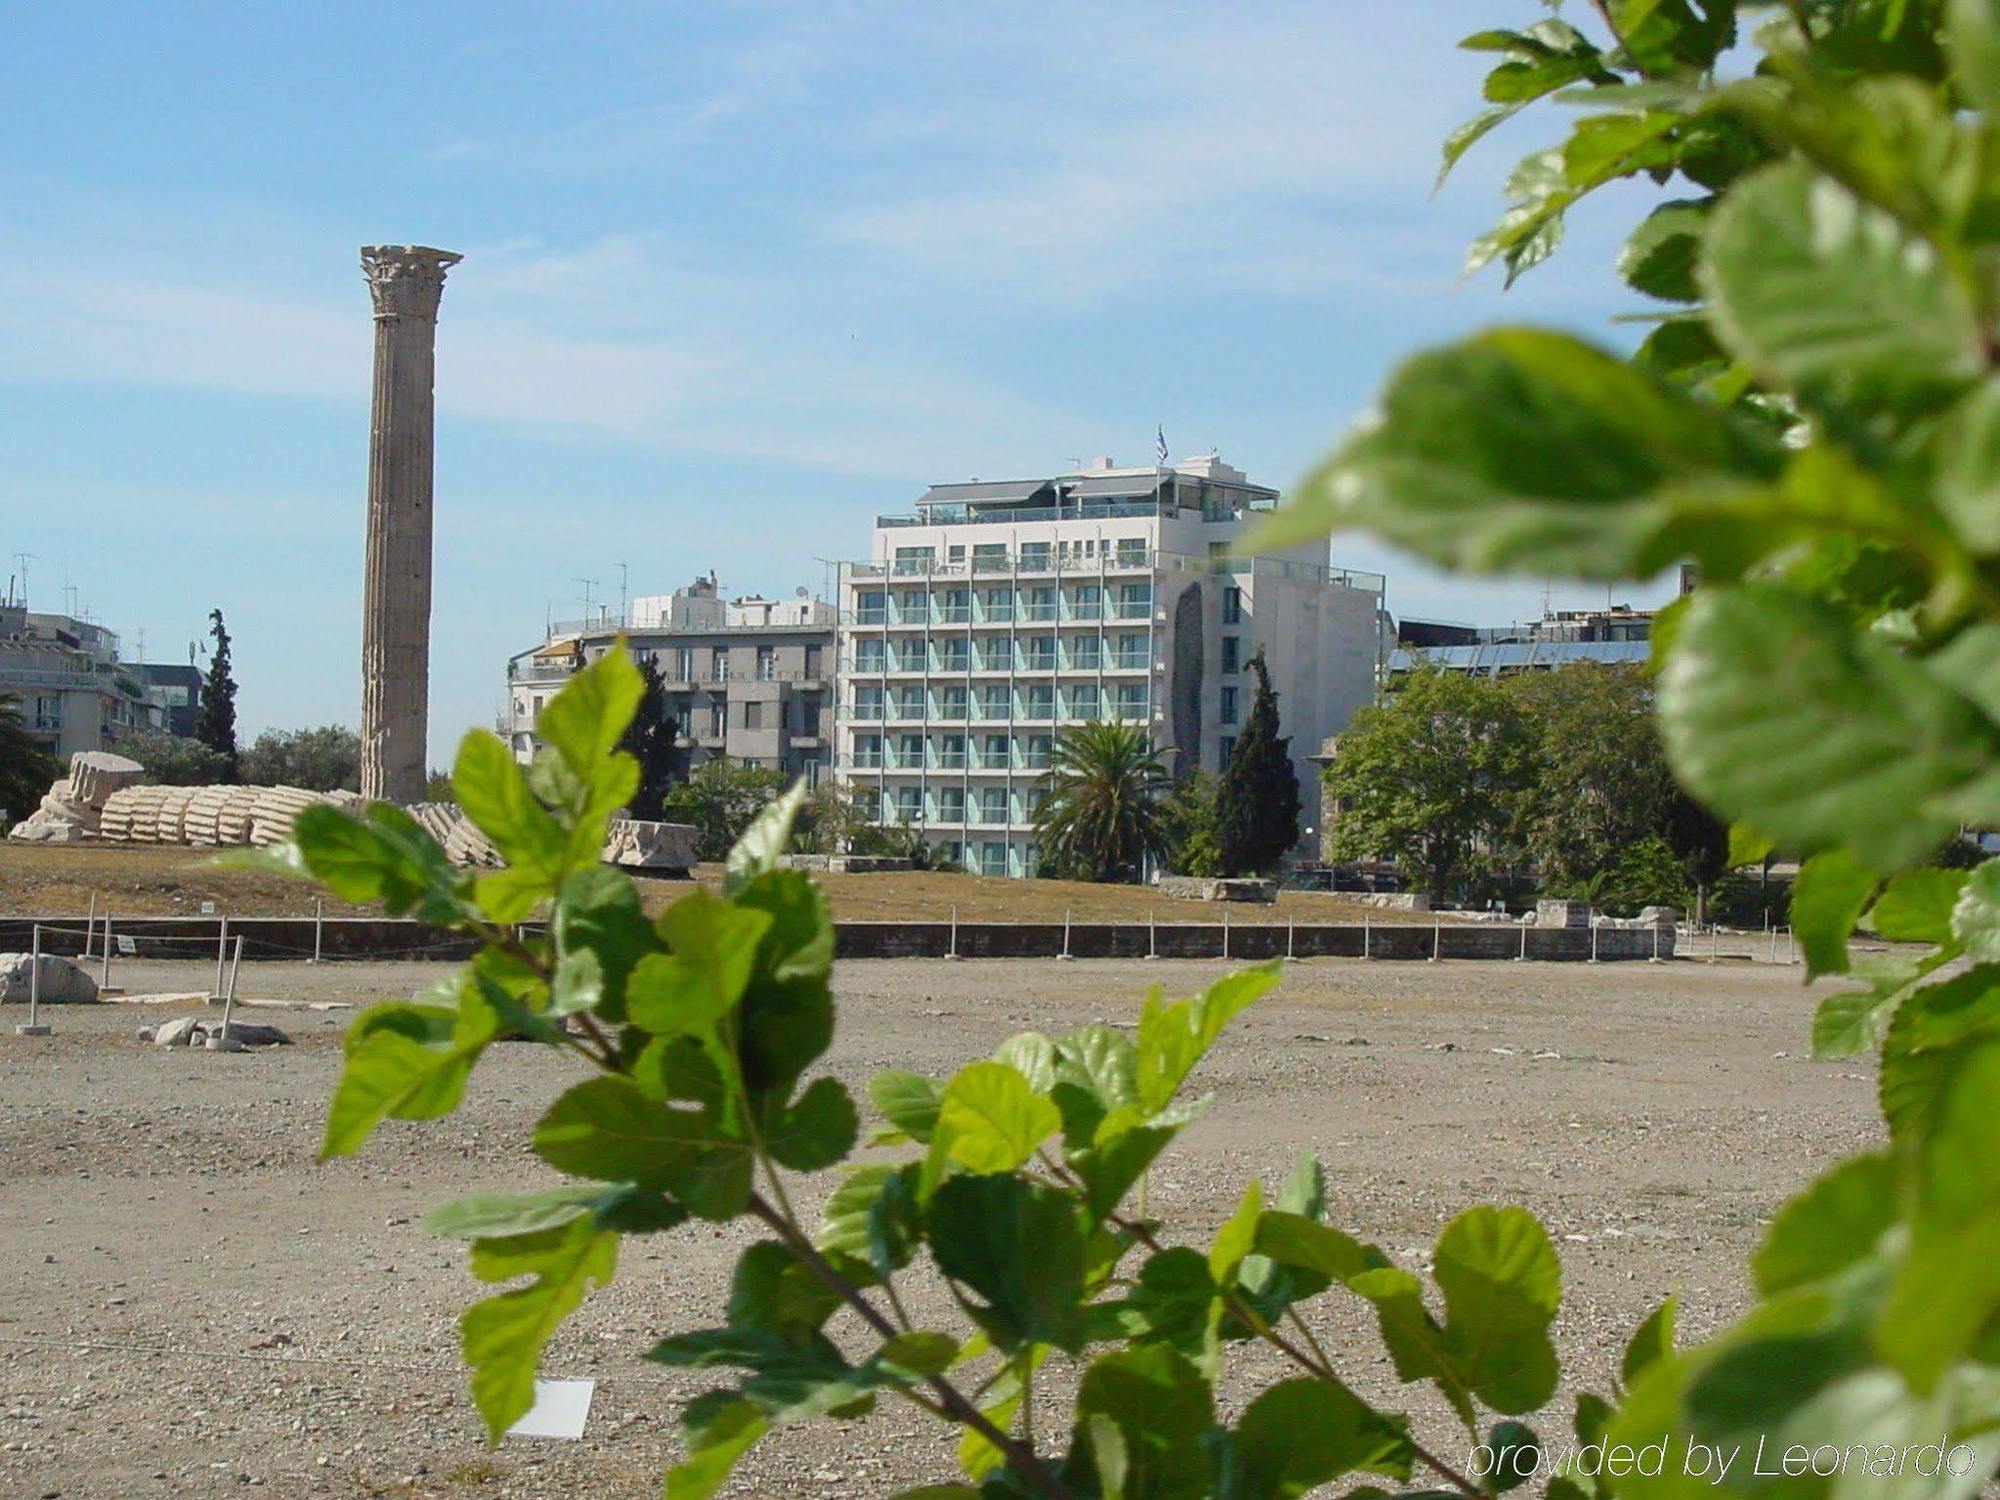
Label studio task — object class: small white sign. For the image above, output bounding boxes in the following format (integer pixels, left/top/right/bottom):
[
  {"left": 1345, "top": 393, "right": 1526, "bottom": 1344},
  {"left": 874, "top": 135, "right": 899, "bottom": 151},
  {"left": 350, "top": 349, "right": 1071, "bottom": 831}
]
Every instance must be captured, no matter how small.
[
  {"left": 117, "top": 935, "right": 137, "bottom": 956},
  {"left": 200, "top": 901, "right": 217, "bottom": 915},
  {"left": 506, "top": 1378, "right": 595, "bottom": 1440}
]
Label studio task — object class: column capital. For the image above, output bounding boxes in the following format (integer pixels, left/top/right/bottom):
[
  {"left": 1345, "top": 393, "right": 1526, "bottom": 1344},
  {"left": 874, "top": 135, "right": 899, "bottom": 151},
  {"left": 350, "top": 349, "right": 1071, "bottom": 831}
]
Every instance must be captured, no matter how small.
[{"left": 361, "top": 245, "right": 462, "bottom": 321}]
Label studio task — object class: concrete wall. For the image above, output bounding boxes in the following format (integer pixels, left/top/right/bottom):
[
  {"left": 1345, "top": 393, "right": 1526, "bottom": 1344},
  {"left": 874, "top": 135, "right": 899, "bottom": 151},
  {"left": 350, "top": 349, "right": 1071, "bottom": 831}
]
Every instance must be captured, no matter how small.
[{"left": 0, "top": 916, "right": 1674, "bottom": 964}]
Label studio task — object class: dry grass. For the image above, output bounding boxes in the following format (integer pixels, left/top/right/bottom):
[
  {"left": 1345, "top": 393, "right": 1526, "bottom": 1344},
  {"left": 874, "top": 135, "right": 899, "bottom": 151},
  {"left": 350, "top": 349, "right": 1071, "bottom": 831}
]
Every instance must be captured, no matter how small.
[{"left": 1, "top": 841, "right": 1447, "bottom": 925}]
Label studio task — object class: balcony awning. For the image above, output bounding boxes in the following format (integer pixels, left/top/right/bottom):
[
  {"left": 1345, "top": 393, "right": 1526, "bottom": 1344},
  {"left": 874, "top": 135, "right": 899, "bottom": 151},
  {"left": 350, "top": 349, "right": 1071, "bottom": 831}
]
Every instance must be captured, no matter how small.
[
  {"left": 917, "top": 479, "right": 1055, "bottom": 507},
  {"left": 1064, "top": 474, "right": 1166, "bottom": 501},
  {"left": 533, "top": 636, "right": 581, "bottom": 661}
]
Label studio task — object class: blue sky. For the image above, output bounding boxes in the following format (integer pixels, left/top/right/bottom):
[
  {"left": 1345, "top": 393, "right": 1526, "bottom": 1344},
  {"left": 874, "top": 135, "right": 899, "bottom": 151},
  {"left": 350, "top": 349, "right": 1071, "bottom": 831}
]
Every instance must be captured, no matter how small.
[{"left": 1, "top": 2, "right": 1675, "bottom": 764}]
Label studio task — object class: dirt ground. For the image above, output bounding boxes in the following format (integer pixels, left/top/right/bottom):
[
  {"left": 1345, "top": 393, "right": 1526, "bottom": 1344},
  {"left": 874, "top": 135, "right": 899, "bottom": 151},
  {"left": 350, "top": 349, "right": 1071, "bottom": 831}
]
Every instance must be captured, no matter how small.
[
  {"left": 0, "top": 953, "right": 1872, "bottom": 1499},
  {"left": 0, "top": 842, "right": 1464, "bottom": 926}
]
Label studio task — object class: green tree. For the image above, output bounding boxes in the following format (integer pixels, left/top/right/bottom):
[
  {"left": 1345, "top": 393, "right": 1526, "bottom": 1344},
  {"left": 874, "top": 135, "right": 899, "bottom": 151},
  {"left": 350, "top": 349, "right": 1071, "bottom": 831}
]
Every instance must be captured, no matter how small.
[
  {"left": 1323, "top": 669, "right": 1531, "bottom": 903},
  {"left": 0, "top": 692, "right": 60, "bottom": 827},
  {"left": 192, "top": 608, "right": 239, "bottom": 781},
  {"left": 240, "top": 725, "right": 361, "bottom": 791},
  {"left": 120, "top": 729, "right": 230, "bottom": 786},
  {"left": 1033, "top": 720, "right": 1170, "bottom": 882},
  {"left": 657, "top": 759, "right": 792, "bottom": 861},
  {"left": 1214, "top": 650, "right": 1302, "bottom": 876},
  {"left": 1160, "top": 769, "right": 1225, "bottom": 877},
  {"left": 618, "top": 655, "right": 685, "bottom": 821}
]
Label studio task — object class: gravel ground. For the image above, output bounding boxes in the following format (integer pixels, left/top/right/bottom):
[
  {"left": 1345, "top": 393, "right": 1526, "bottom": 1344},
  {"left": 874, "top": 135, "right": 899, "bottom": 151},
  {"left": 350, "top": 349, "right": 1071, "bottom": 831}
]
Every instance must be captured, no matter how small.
[{"left": 1, "top": 954, "right": 1874, "bottom": 1498}]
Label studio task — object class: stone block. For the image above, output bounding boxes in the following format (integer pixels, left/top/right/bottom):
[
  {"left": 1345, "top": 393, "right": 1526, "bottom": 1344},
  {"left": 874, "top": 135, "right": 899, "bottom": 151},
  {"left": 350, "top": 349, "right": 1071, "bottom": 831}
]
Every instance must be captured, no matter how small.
[
  {"left": 1535, "top": 899, "right": 1593, "bottom": 928},
  {"left": 603, "top": 819, "right": 699, "bottom": 872},
  {"left": 66, "top": 751, "right": 143, "bottom": 809},
  {"left": 1351, "top": 892, "right": 1430, "bottom": 912},
  {"left": 0, "top": 952, "right": 101, "bottom": 1004},
  {"left": 1155, "top": 875, "right": 1277, "bottom": 903}
]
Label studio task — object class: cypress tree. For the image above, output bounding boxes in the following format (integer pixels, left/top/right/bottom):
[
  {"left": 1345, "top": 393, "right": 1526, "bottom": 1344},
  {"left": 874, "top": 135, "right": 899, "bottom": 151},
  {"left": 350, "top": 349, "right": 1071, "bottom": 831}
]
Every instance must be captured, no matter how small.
[
  {"left": 620, "top": 652, "right": 685, "bottom": 821},
  {"left": 1215, "top": 649, "right": 1301, "bottom": 875},
  {"left": 193, "top": 608, "right": 240, "bottom": 782}
]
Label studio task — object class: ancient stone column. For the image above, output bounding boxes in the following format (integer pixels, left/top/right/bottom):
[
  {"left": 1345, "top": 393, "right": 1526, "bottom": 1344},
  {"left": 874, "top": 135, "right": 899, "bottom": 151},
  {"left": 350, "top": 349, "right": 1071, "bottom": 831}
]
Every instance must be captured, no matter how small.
[{"left": 359, "top": 245, "right": 460, "bottom": 803}]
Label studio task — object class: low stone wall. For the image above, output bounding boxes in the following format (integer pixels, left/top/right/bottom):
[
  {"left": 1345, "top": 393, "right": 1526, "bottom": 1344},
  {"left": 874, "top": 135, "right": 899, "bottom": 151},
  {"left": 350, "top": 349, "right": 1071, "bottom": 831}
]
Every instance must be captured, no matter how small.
[
  {"left": 1349, "top": 892, "right": 1430, "bottom": 911},
  {"left": 0, "top": 915, "right": 1677, "bottom": 966},
  {"left": 1154, "top": 876, "right": 1277, "bottom": 903},
  {"left": 776, "top": 855, "right": 915, "bottom": 874}
]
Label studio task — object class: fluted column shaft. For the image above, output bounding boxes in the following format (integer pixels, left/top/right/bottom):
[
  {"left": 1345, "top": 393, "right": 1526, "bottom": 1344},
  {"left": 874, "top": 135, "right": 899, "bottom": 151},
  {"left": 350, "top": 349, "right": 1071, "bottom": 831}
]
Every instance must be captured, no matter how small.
[{"left": 359, "top": 245, "right": 459, "bottom": 804}]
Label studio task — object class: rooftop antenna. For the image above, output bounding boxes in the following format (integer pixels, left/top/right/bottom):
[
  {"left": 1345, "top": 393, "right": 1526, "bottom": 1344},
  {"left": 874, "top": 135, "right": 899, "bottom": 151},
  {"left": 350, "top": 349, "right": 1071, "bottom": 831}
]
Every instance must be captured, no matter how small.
[
  {"left": 616, "top": 561, "right": 629, "bottom": 630},
  {"left": 11, "top": 552, "right": 34, "bottom": 607},
  {"left": 575, "top": 577, "right": 598, "bottom": 619},
  {"left": 135, "top": 628, "right": 146, "bottom": 662}
]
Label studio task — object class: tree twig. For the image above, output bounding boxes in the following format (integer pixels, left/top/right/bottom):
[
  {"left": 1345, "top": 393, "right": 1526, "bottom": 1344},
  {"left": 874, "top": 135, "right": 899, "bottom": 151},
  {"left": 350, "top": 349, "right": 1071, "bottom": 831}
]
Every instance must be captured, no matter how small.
[{"left": 744, "top": 1193, "right": 1078, "bottom": 1500}]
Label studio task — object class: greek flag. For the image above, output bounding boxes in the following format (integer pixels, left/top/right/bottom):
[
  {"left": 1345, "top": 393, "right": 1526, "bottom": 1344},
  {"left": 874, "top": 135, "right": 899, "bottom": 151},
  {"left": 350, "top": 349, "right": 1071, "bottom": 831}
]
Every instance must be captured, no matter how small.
[{"left": 1155, "top": 425, "right": 1168, "bottom": 464}]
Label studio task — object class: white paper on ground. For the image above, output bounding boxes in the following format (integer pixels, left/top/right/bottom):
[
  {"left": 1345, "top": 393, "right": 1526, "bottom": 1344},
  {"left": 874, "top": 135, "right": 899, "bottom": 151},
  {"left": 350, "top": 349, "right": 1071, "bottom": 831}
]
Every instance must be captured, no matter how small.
[{"left": 506, "top": 1378, "right": 595, "bottom": 1439}]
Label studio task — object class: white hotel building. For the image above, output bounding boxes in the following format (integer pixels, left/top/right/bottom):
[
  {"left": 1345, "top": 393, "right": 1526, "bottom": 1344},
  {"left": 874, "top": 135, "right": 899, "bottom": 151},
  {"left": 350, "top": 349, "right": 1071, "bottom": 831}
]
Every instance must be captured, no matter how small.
[{"left": 834, "top": 454, "right": 1384, "bottom": 876}]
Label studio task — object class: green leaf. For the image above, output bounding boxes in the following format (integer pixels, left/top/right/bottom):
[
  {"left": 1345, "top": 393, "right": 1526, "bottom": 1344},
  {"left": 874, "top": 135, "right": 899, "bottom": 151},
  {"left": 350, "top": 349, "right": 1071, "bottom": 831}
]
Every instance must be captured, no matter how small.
[
  {"left": 1659, "top": 584, "right": 2000, "bottom": 871},
  {"left": 1134, "top": 966, "right": 1280, "bottom": 1114},
  {"left": 878, "top": 1331, "right": 958, "bottom": 1379},
  {"left": 1076, "top": 1345, "right": 1215, "bottom": 1500},
  {"left": 1948, "top": 0, "right": 2000, "bottom": 112},
  {"left": 727, "top": 1240, "right": 842, "bottom": 1338},
  {"left": 454, "top": 729, "right": 569, "bottom": 901},
  {"left": 1792, "top": 849, "right": 1880, "bottom": 978},
  {"left": 1611, "top": 0, "right": 1734, "bottom": 74},
  {"left": 1621, "top": 1297, "right": 1678, "bottom": 1388},
  {"left": 1812, "top": 953, "right": 1945, "bottom": 1058},
  {"left": 533, "top": 1076, "right": 752, "bottom": 1218},
  {"left": 1253, "top": 1213, "right": 1385, "bottom": 1284},
  {"left": 1753, "top": 1153, "right": 1897, "bottom": 1295},
  {"left": 665, "top": 1395, "right": 768, "bottom": 1500},
  {"left": 536, "top": 642, "right": 643, "bottom": 779},
  {"left": 1260, "top": 328, "right": 1779, "bottom": 579},
  {"left": 1618, "top": 199, "right": 1708, "bottom": 303},
  {"left": 321, "top": 992, "right": 497, "bottom": 1158},
  {"left": 1439, "top": 22, "right": 1613, "bottom": 187},
  {"left": 1224, "top": 1378, "right": 1414, "bottom": 1496},
  {"left": 1727, "top": 822, "right": 1775, "bottom": 868},
  {"left": 724, "top": 777, "right": 809, "bottom": 896},
  {"left": 763, "top": 1076, "right": 859, "bottom": 1171},
  {"left": 993, "top": 1031, "right": 1058, "bottom": 1092},
  {"left": 1869, "top": 867, "right": 1972, "bottom": 944},
  {"left": 547, "top": 946, "right": 603, "bottom": 1018},
  {"left": 1209, "top": 1181, "right": 1264, "bottom": 1290},
  {"left": 1117, "top": 1247, "right": 1220, "bottom": 1363},
  {"left": 551, "top": 865, "right": 656, "bottom": 1025},
  {"left": 927, "top": 1175, "right": 1085, "bottom": 1351},
  {"left": 461, "top": 1217, "right": 617, "bottom": 1441},
  {"left": 1070, "top": 1123, "right": 1179, "bottom": 1224},
  {"left": 1701, "top": 160, "right": 1986, "bottom": 416},
  {"left": 868, "top": 1070, "right": 945, "bottom": 1143},
  {"left": 1433, "top": 1205, "right": 1563, "bottom": 1414},
  {"left": 732, "top": 868, "right": 837, "bottom": 1102},
  {"left": 1484, "top": 1420, "right": 1539, "bottom": 1495},
  {"left": 290, "top": 802, "right": 470, "bottom": 925},
  {"left": 1953, "top": 861, "right": 2000, "bottom": 962},
  {"left": 934, "top": 1060, "right": 1062, "bottom": 1175},
  {"left": 1879, "top": 968, "right": 2000, "bottom": 1144},
  {"left": 629, "top": 888, "right": 772, "bottom": 1038},
  {"left": 1931, "top": 381, "right": 2000, "bottom": 555},
  {"left": 423, "top": 1185, "right": 608, "bottom": 1240}
]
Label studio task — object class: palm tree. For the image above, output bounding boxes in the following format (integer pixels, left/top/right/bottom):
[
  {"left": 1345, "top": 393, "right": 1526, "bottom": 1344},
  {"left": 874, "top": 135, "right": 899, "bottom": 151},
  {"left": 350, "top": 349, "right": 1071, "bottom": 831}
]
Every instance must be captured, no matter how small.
[
  {"left": 2, "top": 691, "right": 61, "bottom": 829},
  {"left": 1033, "top": 721, "right": 1171, "bottom": 883}
]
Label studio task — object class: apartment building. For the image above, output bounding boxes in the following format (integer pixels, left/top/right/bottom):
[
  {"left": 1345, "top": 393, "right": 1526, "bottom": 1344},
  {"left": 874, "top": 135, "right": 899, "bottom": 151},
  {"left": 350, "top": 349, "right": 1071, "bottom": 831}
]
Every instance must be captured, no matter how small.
[
  {"left": 834, "top": 455, "right": 1384, "bottom": 876},
  {"left": 0, "top": 601, "right": 160, "bottom": 761},
  {"left": 503, "top": 575, "right": 835, "bottom": 785}
]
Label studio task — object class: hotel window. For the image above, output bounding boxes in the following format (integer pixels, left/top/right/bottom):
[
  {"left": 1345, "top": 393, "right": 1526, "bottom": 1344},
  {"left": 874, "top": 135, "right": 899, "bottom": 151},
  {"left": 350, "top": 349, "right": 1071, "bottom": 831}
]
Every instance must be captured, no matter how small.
[
  {"left": 1066, "top": 684, "right": 1100, "bottom": 721},
  {"left": 1116, "top": 537, "right": 1147, "bottom": 566},
  {"left": 980, "top": 841, "right": 1009, "bottom": 876},
  {"left": 805, "top": 644, "right": 822, "bottom": 678},
  {"left": 1067, "top": 635, "right": 1101, "bottom": 670},
  {"left": 894, "top": 685, "right": 925, "bottom": 719},
  {"left": 973, "top": 543, "right": 1008, "bottom": 574},
  {"left": 936, "top": 686, "right": 969, "bottom": 720},
  {"left": 893, "top": 546, "right": 934, "bottom": 576},
  {"left": 1024, "top": 635, "right": 1057, "bottom": 671},
  {"left": 933, "top": 639, "right": 969, "bottom": 672},
  {"left": 896, "top": 589, "right": 929, "bottom": 623},
  {"left": 712, "top": 647, "right": 730, "bottom": 681},
  {"left": 756, "top": 645, "right": 776, "bottom": 680},
  {"left": 1022, "top": 734, "right": 1053, "bottom": 770},
  {"left": 1220, "top": 735, "right": 1237, "bottom": 765},
  {"left": 797, "top": 695, "right": 821, "bottom": 736},
  {"left": 939, "top": 840, "right": 963, "bottom": 869},
  {"left": 1220, "top": 686, "right": 1239, "bottom": 725},
  {"left": 979, "top": 684, "right": 1010, "bottom": 720},
  {"left": 1221, "top": 636, "right": 1241, "bottom": 673},
  {"left": 853, "top": 686, "right": 884, "bottom": 721},
  {"left": 982, "top": 587, "right": 1014, "bottom": 621},
  {"left": 937, "top": 733, "right": 966, "bottom": 768},
  {"left": 709, "top": 702, "right": 727, "bottom": 737},
  {"left": 1222, "top": 586, "right": 1243, "bottom": 624},
  {"left": 1020, "top": 541, "right": 1052, "bottom": 571},
  {"left": 853, "top": 733, "right": 883, "bottom": 768},
  {"left": 1116, "top": 582, "right": 1152, "bottom": 618},
  {"left": 897, "top": 733, "right": 924, "bottom": 768},
  {"left": 1208, "top": 541, "right": 1230, "bottom": 570},
  {"left": 1023, "top": 685, "right": 1054, "bottom": 719},
  {"left": 675, "top": 646, "right": 696, "bottom": 678},
  {"left": 856, "top": 638, "right": 886, "bottom": 672},
  {"left": 981, "top": 636, "right": 1013, "bottom": 671},
  {"left": 980, "top": 787, "right": 1009, "bottom": 825},
  {"left": 935, "top": 786, "right": 966, "bottom": 823},
  {"left": 939, "top": 588, "right": 971, "bottom": 623},
  {"left": 893, "top": 787, "right": 923, "bottom": 824},
  {"left": 857, "top": 590, "right": 887, "bottom": 624},
  {"left": 1115, "top": 632, "right": 1147, "bottom": 669},
  {"left": 853, "top": 786, "right": 881, "bottom": 819},
  {"left": 1069, "top": 584, "right": 1101, "bottom": 620},
  {"left": 983, "top": 733, "right": 1011, "bottom": 768},
  {"left": 743, "top": 701, "right": 763, "bottom": 730},
  {"left": 1114, "top": 684, "right": 1149, "bottom": 720},
  {"left": 1025, "top": 587, "right": 1058, "bottom": 621}
]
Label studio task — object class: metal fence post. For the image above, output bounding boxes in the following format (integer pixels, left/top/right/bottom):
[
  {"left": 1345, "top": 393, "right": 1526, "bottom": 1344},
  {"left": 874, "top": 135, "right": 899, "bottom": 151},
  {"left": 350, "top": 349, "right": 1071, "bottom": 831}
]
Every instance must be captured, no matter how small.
[
  {"left": 212, "top": 915, "right": 230, "bottom": 1001},
  {"left": 18, "top": 925, "right": 51, "bottom": 1036},
  {"left": 1362, "top": 913, "right": 1371, "bottom": 961},
  {"left": 1222, "top": 907, "right": 1230, "bottom": 961},
  {"left": 947, "top": 903, "right": 960, "bottom": 961},
  {"left": 1147, "top": 910, "right": 1157, "bottom": 960},
  {"left": 83, "top": 892, "right": 97, "bottom": 961},
  {"left": 220, "top": 934, "right": 245, "bottom": 1041},
  {"left": 1589, "top": 921, "right": 1600, "bottom": 964},
  {"left": 1516, "top": 921, "right": 1528, "bottom": 962},
  {"left": 1429, "top": 913, "right": 1441, "bottom": 963},
  {"left": 100, "top": 910, "right": 114, "bottom": 992},
  {"left": 311, "top": 897, "right": 324, "bottom": 965},
  {"left": 1286, "top": 915, "right": 1297, "bottom": 963},
  {"left": 1058, "top": 908, "right": 1073, "bottom": 961}
]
